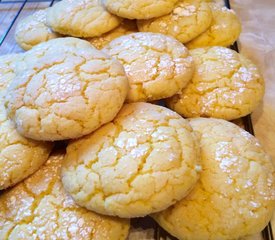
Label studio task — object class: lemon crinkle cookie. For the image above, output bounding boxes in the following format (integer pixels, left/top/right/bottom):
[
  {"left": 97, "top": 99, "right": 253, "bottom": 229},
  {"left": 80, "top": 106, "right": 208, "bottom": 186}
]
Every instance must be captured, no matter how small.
[
  {"left": 104, "top": 0, "right": 179, "bottom": 20},
  {"left": 88, "top": 19, "right": 137, "bottom": 49},
  {"left": 186, "top": 3, "right": 241, "bottom": 48},
  {"left": 137, "top": 0, "right": 212, "bottom": 44},
  {"left": 153, "top": 118, "right": 275, "bottom": 240},
  {"left": 15, "top": 9, "right": 59, "bottom": 50},
  {"left": 62, "top": 103, "right": 200, "bottom": 218},
  {"left": 0, "top": 102, "right": 53, "bottom": 190},
  {"left": 6, "top": 38, "right": 128, "bottom": 141},
  {"left": 15, "top": 37, "right": 94, "bottom": 73},
  {"left": 46, "top": 0, "right": 121, "bottom": 38},
  {"left": 167, "top": 46, "right": 265, "bottom": 120},
  {"left": 103, "top": 32, "right": 194, "bottom": 102},
  {"left": 0, "top": 151, "right": 130, "bottom": 239},
  {"left": 0, "top": 54, "right": 53, "bottom": 190}
]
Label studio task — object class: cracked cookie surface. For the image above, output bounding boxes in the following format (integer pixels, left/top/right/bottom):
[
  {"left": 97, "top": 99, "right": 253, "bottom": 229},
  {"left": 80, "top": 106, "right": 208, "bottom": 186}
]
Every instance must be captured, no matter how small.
[
  {"left": 186, "top": 3, "right": 241, "bottom": 48},
  {"left": 153, "top": 118, "right": 275, "bottom": 240},
  {"left": 0, "top": 151, "right": 130, "bottom": 239},
  {"left": 0, "top": 54, "right": 23, "bottom": 98},
  {"left": 15, "top": 9, "right": 60, "bottom": 50},
  {"left": 103, "top": 32, "right": 194, "bottom": 102},
  {"left": 137, "top": 0, "right": 212, "bottom": 43},
  {"left": 15, "top": 37, "right": 94, "bottom": 74},
  {"left": 88, "top": 19, "right": 137, "bottom": 49},
  {"left": 47, "top": 0, "right": 121, "bottom": 37},
  {"left": 0, "top": 102, "right": 53, "bottom": 190},
  {"left": 61, "top": 103, "right": 200, "bottom": 218},
  {"left": 0, "top": 54, "right": 52, "bottom": 190},
  {"left": 104, "top": 0, "right": 178, "bottom": 20},
  {"left": 6, "top": 39, "right": 128, "bottom": 141},
  {"left": 167, "top": 47, "right": 264, "bottom": 120}
]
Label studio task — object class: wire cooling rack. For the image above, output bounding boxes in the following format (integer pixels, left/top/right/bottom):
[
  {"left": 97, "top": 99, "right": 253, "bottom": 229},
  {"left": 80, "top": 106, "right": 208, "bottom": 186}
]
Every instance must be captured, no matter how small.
[{"left": 0, "top": 0, "right": 273, "bottom": 239}]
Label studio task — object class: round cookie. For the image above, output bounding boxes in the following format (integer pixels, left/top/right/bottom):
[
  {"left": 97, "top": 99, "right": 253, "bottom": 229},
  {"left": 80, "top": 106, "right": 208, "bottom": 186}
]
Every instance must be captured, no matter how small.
[
  {"left": 153, "top": 118, "right": 275, "bottom": 240},
  {"left": 167, "top": 47, "right": 265, "bottom": 120},
  {"left": 103, "top": 32, "right": 194, "bottom": 102},
  {"left": 88, "top": 19, "right": 137, "bottom": 49},
  {"left": 6, "top": 41, "right": 128, "bottom": 141},
  {"left": 104, "top": 0, "right": 179, "bottom": 20},
  {"left": 0, "top": 54, "right": 52, "bottom": 190},
  {"left": 0, "top": 54, "right": 23, "bottom": 98},
  {"left": 61, "top": 103, "right": 200, "bottom": 218},
  {"left": 137, "top": 0, "right": 212, "bottom": 44},
  {"left": 15, "top": 37, "right": 94, "bottom": 72},
  {"left": 186, "top": 3, "right": 241, "bottom": 48},
  {"left": 15, "top": 9, "right": 60, "bottom": 50},
  {"left": 0, "top": 102, "right": 53, "bottom": 190},
  {"left": 15, "top": 37, "right": 94, "bottom": 73},
  {"left": 46, "top": 0, "right": 121, "bottom": 38},
  {"left": 0, "top": 151, "right": 130, "bottom": 239}
]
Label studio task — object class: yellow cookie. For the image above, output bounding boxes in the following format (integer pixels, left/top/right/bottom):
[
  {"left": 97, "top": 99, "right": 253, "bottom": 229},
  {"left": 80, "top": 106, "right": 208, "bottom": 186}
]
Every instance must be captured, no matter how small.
[
  {"left": 47, "top": 0, "right": 121, "bottom": 38},
  {"left": 88, "top": 19, "right": 137, "bottom": 49},
  {"left": 15, "top": 9, "right": 60, "bottom": 50},
  {"left": 186, "top": 3, "right": 241, "bottom": 48},
  {"left": 167, "top": 47, "right": 264, "bottom": 120},
  {"left": 0, "top": 54, "right": 23, "bottom": 98},
  {"left": 0, "top": 54, "right": 52, "bottom": 190},
  {"left": 62, "top": 103, "right": 200, "bottom": 218},
  {"left": 0, "top": 102, "right": 53, "bottom": 190},
  {"left": 0, "top": 151, "right": 130, "bottom": 239},
  {"left": 104, "top": 0, "right": 178, "bottom": 20},
  {"left": 103, "top": 32, "right": 194, "bottom": 102},
  {"left": 137, "top": 0, "right": 212, "bottom": 44},
  {"left": 15, "top": 37, "right": 94, "bottom": 73},
  {"left": 6, "top": 40, "right": 128, "bottom": 141},
  {"left": 154, "top": 118, "right": 275, "bottom": 240}
]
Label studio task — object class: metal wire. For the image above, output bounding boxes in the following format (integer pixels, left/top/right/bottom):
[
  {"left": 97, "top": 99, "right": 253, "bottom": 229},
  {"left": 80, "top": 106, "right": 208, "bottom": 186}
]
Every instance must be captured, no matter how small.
[
  {"left": 0, "top": 0, "right": 27, "bottom": 46},
  {"left": 0, "top": 0, "right": 273, "bottom": 239},
  {"left": 0, "top": 0, "right": 55, "bottom": 47},
  {"left": 0, "top": 0, "right": 52, "bottom": 3}
]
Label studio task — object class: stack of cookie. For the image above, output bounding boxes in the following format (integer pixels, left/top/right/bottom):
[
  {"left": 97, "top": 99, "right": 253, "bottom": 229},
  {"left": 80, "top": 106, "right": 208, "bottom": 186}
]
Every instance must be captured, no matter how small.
[
  {"left": 14, "top": 0, "right": 241, "bottom": 51},
  {"left": 0, "top": 0, "right": 274, "bottom": 239}
]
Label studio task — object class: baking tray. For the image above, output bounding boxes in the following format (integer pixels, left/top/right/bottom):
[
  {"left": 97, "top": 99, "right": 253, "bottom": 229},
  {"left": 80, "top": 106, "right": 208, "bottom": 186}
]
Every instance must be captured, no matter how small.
[{"left": 0, "top": 0, "right": 273, "bottom": 239}]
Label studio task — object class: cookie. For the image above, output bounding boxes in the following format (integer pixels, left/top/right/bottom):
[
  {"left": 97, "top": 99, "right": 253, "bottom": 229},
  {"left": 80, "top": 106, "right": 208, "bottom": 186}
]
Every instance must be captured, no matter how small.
[
  {"left": 0, "top": 54, "right": 23, "bottom": 98},
  {"left": 61, "top": 103, "right": 200, "bottom": 218},
  {"left": 0, "top": 151, "right": 130, "bottom": 239},
  {"left": 47, "top": 0, "right": 121, "bottom": 37},
  {"left": 137, "top": 0, "right": 212, "bottom": 44},
  {"left": 6, "top": 40, "right": 128, "bottom": 141},
  {"left": 0, "top": 54, "right": 52, "bottom": 190},
  {"left": 103, "top": 32, "right": 194, "bottom": 102},
  {"left": 15, "top": 37, "right": 94, "bottom": 73},
  {"left": 104, "top": 0, "right": 178, "bottom": 20},
  {"left": 167, "top": 47, "right": 264, "bottom": 120},
  {"left": 15, "top": 9, "right": 60, "bottom": 50},
  {"left": 186, "top": 3, "right": 241, "bottom": 48},
  {"left": 88, "top": 19, "right": 137, "bottom": 49},
  {"left": 153, "top": 118, "right": 275, "bottom": 240},
  {"left": 0, "top": 102, "right": 53, "bottom": 190}
]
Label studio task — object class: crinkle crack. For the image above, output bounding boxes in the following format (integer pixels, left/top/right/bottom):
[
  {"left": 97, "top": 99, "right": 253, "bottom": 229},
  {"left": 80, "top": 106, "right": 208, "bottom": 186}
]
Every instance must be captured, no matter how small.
[
  {"left": 167, "top": 47, "right": 264, "bottom": 120},
  {"left": 103, "top": 32, "right": 194, "bottom": 102},
  {"left": 154, "top": 118, "right": 275, "bottom": 240},
  {"left": 0, "top": 153, "right": 130, "bottom": 239},
  {"left": 6, "top": 46, "right": 128, "bottom": 141},
  {"left": 62, "top": 103, "right": 199, "bottom": 217}
]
